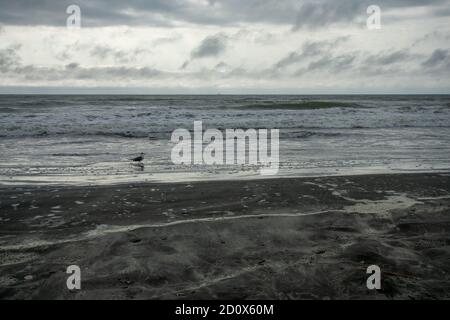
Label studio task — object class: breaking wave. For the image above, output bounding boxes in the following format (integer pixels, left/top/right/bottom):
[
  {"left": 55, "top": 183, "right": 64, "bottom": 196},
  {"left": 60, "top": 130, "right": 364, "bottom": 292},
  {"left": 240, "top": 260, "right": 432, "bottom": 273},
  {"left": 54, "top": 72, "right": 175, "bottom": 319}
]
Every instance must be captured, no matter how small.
[
  {"left": 240, "top": 101, "right": 362, "bottom": 110},
  {"left": 1, "top": 95, "right": 450, "bottom": 138}
]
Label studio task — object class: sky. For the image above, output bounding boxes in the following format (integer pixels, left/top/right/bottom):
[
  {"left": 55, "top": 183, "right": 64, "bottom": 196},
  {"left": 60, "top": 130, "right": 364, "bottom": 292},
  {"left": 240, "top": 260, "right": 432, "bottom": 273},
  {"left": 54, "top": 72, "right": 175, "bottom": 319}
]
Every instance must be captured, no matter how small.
[{"left": 0, "top": 0, "right": 450, "bottom": 94}]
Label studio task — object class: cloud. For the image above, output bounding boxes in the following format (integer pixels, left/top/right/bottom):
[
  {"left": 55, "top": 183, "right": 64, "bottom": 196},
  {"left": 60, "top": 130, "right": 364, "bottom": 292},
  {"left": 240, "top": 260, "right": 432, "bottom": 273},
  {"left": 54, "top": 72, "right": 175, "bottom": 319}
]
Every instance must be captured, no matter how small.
[
  {"left": 273, "top": 45, "right": 431, "bottom": 78},
  {"left": 291, "top": 0, "right": 450, "bottom": 30},
  {"left": 9, "top": 63, "right": 163, "bottom": 82},
  {"left": 292, "top": 0, "right": 366, "bottom": 30},
  {"left": 89, "top": 45, "right": 149, "bottom": 63},
  {"left": 0, "top": 44, "right": 21, "bottom": 72},
  {"left": 191, "top": 33, "right": 228, "bottom": 59},
  {"left": 0, "top": 46, "right": 447, "bottom": 88},
  {"left": 0, "top": 0, "right": 449, "bottom": 29},
  {"left": 274, "top": 52, "right": 303, "bottom": 69},
  {"left": 305, "top": 54, "right": 356, "bottom": 72},
  {"left": 182, "top": 33, "right": 229, "bottom": 69},
  {"left": 152, "top": 34, "right": 182, "bottom": 46},
  {"left": 422, "top": 49, "right": 450, "bottom": 68},
  {"left": 0, "top": 7, "right": 448, "bottom": 92},
  {"left": 180, "top": 61, "right": 190, "bottom": 70},
  {"left": 274, "top": 37, "right": 349, "bottom": 69},
  {"left": 365, "top": 50, "right": 412, "bottom": 65},
  {"left": 411, "top": 31, "right": 450, "bottom": 47}
]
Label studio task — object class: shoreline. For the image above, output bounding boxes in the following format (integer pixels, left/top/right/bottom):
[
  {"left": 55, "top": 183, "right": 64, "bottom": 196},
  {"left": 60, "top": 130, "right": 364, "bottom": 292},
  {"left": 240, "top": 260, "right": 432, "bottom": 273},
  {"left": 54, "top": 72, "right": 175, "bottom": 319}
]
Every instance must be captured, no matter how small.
[
  {"left": 1, "top": 168, "right": 450, "bottom": 188},
  {"left": 1, "top": 172, "right": 450, "bottom": 299}
]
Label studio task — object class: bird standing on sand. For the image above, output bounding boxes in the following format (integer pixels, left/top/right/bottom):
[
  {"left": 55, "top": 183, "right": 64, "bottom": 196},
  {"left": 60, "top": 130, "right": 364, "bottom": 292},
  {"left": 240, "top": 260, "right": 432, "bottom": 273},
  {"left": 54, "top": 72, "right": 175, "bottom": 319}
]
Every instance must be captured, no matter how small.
[{"left": 131, "top": 153, "right": 145, "bottom": 163}]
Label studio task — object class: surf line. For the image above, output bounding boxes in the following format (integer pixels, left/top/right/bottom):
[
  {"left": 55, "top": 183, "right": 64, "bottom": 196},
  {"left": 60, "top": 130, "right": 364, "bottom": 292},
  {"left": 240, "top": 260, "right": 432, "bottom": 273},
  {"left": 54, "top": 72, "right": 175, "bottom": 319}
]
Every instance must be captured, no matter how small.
[{"left": 0, "top": 209, "right": 345, "bottom": 251}]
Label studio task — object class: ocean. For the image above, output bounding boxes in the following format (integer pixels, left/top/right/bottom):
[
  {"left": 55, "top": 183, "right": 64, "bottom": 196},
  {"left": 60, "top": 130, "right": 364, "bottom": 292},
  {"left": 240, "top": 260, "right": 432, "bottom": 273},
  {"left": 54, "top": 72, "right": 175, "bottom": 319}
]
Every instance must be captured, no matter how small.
[{"left": 1, "top": 94, "right": 450, "bottom": 185}]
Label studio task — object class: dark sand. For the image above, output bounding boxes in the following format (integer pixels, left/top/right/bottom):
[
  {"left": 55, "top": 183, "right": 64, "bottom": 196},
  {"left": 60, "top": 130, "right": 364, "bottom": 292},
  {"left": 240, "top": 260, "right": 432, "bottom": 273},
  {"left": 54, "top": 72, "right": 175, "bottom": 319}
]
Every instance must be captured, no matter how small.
[{"left": 1, "top": 173, "right": 450, "bottom": 299}]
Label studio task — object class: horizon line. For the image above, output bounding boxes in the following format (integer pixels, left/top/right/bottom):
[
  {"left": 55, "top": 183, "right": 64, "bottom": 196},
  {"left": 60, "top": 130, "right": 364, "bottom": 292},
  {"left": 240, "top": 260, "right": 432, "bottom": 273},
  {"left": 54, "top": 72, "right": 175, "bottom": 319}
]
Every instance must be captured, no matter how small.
[{"left": 0, "top": 87, "right": 450, "bottom": 96}]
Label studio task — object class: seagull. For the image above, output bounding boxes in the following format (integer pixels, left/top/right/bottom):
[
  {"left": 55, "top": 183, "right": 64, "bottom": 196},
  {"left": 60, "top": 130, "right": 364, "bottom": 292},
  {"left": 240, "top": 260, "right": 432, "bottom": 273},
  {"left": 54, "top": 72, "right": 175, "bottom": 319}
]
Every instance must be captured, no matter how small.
[{"left": 131, "top": 152, "right": 145, "bottom": 163}]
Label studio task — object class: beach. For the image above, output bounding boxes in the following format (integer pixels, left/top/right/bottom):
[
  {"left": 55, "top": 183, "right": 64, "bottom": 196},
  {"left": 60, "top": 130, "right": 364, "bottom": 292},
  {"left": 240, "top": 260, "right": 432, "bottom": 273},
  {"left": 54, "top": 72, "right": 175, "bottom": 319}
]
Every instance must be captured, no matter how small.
[
  {"left": 1, "top": 172, "right": 450, "bottom": 299},
  {"left": 1, "top": 0, "right": 450, "bottom": 305}
]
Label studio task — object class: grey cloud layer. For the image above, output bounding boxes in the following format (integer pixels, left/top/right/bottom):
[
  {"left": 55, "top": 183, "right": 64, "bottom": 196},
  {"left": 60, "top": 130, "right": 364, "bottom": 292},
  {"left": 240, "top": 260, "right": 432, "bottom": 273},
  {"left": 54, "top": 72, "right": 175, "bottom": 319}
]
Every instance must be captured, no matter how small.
[
  {"left": 1, "top": 37, "right": 447, "bottom": 84},
  {"left": 1, "top": 0, "right": 449, "bottom": 29}
]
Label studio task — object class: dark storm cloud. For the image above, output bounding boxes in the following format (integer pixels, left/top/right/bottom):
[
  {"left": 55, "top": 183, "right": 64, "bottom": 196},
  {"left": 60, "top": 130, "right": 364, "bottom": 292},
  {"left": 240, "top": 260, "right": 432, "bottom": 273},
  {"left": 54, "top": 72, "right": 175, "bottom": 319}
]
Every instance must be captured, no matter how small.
[
  {"left": 0, "top": 0, "right": 448, "bottom": 28},
  {"left": 191, "top": 33, "right": 228, "bottom": 59}
]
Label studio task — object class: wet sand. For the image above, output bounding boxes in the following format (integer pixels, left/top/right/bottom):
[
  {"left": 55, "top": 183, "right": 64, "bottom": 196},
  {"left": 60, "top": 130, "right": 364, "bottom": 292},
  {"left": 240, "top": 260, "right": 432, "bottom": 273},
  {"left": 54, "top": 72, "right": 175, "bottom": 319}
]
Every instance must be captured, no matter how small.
[{"left": 1, "top": 173, "right": 450, "bottom": 299}]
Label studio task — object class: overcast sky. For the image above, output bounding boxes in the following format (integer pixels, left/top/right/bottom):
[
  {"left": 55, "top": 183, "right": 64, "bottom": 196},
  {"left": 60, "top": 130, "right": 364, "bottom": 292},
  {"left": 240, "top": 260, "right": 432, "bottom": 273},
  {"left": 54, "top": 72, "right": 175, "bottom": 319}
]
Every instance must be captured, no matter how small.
[{"left": 0, "top": 0, "right": 449, "bottom": 94}]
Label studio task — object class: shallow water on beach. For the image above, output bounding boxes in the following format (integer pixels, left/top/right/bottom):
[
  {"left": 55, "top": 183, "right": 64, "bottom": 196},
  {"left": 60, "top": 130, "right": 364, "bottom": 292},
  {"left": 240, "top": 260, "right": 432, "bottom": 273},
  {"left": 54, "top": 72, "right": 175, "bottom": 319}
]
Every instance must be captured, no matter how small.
[{"left": 1, "top": 95, "right": 450, "bottom": 185}]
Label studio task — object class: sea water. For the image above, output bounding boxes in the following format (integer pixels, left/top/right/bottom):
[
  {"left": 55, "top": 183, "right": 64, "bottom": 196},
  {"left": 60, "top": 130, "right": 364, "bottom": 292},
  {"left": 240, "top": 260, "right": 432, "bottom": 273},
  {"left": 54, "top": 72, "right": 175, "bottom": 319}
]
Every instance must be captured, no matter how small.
[{"left": 1, "top": 95, "right": 449, "bottom": 185}]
